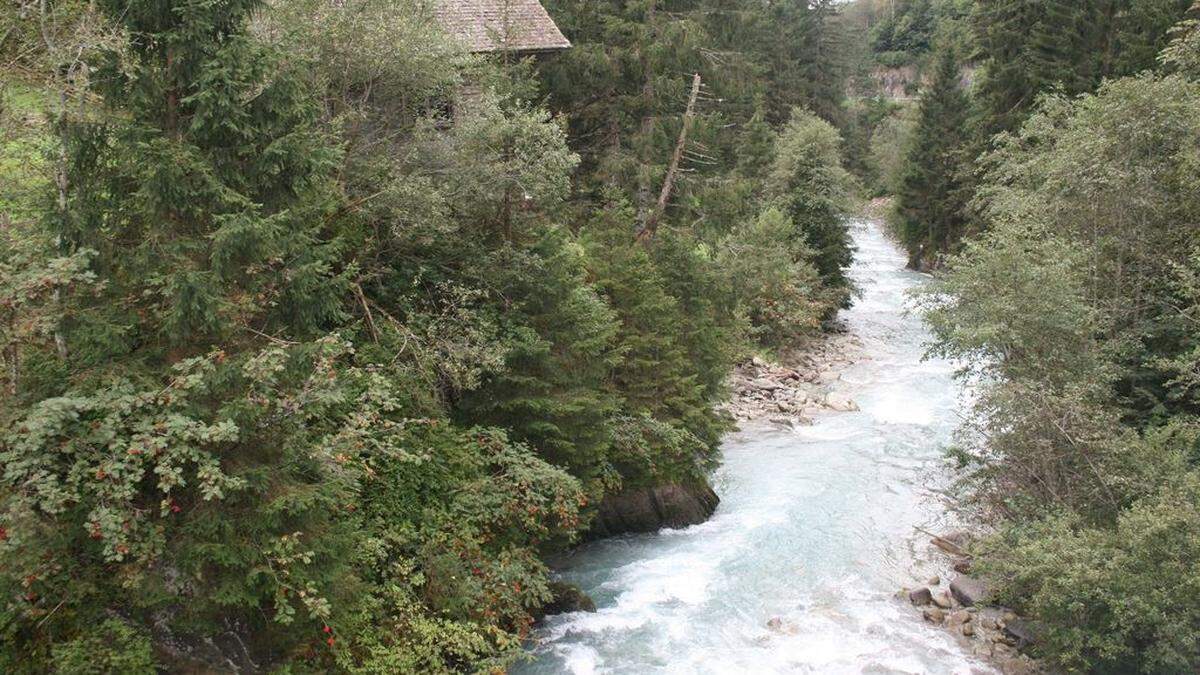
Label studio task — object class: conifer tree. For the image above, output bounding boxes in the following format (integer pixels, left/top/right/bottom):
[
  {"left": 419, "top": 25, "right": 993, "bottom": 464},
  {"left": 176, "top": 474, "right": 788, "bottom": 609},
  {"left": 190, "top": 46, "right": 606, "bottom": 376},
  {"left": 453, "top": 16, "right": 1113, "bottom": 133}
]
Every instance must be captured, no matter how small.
[
  {"left": 894, "top": 46, "right": 972, "bottom": 267},
  {"left": 767, "top": 109, "right": 855, "bottom": 306},
  {"left": 974, "top": 0, "right": 1193, "bottom": 136},
  {"left": 2, "top": 0, "right": 356, "bottom": 663}
]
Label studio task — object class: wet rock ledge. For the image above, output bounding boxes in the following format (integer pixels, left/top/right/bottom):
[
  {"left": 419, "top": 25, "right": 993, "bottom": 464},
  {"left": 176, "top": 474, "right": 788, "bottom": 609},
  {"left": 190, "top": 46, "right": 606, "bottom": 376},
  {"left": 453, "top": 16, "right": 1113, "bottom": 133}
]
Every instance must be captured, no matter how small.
[{"left": 586, "top": 480, "right": 720, "bottom": 538}]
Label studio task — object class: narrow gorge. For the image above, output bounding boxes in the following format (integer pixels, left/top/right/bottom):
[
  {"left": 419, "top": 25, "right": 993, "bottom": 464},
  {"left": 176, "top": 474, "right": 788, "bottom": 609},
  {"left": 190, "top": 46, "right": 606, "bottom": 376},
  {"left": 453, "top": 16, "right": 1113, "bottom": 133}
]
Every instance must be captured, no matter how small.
[{"left": 521, "top": 220, "right": 1002, "bottom": 674}]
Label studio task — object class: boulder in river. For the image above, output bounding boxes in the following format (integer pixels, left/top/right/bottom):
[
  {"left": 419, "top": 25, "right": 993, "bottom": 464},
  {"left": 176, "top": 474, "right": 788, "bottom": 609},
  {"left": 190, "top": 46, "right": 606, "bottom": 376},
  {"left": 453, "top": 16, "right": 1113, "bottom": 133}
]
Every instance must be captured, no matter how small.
[
  {"left": 931, "top": 590, "right": 954, "bottom": 609},
  {"left": 950, "top": 575, "right": 991, "bottom": 607},
  {"left": 588, "top": 479, "right": 720, "bottom": 538},
  {"left": 909, "top": 587, "right": 933, "bottom": 606}
]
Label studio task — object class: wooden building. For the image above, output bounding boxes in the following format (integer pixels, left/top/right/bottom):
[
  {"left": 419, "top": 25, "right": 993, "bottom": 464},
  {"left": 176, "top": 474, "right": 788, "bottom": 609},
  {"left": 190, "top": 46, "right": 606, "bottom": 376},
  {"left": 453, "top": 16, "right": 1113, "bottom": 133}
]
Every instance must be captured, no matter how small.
[{"left": 432, "top": 0, "right": 571, "bottom": 55}]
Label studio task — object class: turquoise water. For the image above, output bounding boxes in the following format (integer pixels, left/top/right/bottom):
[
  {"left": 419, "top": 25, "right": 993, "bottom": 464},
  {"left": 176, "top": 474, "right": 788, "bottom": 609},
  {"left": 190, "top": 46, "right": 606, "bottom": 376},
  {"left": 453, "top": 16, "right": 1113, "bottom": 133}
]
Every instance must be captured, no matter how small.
[{"left": 518, "top": 220, "right": 992, "bottom": 674}]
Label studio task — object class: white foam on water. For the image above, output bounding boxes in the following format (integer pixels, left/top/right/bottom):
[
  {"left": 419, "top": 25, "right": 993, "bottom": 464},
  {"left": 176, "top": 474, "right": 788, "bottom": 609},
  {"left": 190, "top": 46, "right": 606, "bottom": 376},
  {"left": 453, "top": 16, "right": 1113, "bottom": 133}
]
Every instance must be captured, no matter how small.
[{"left": 518, "top": 220, "right": 992, "bottom": 675}]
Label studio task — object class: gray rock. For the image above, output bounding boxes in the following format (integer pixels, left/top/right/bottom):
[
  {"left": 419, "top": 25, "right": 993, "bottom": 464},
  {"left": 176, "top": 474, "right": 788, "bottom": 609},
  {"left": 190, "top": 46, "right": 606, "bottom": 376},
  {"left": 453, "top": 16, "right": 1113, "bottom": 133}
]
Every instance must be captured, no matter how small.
[
  {"left": 1003, "top": 618, "right": 1041, "bottom": 651},
  {"left": 909, "top": 587, "right": 933, "bottom": 606},
  {"left": 769, "top": 416, "right": 797, "bottom": 429},
  {"left": 826, "top": 392, "right": 859, "bottom": 412},
  {"left": 923, "top": 607, "right": 946, "bottom": 624},
  {"left": 950, "top": 575, "right": 991, "bottom": 607},
  {"left": 931, "top": 535, "right": 967, "bottom": 556},
  {"left": 931, "top": 590, "right": 954, "bottom": 609},
  {"left": 949, "top": 610, "right": 972, "bottom": 626}
]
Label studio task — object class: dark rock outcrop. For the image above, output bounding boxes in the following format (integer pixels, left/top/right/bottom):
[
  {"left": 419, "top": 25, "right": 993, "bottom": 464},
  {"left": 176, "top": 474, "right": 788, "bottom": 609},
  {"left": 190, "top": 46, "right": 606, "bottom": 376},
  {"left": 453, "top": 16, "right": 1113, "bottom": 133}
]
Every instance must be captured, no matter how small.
[
  {"left": 152, "top": 620, "right": 261, "bottom": 673},
  {"left": 532, "top": 581, "right": 596, "bottom": 622},
  {"left": 588, "top": 479, "right": 719, "bottom": 538},
  {"left": 1003, "top": 618, "right": 1043, "bottom": 651}
]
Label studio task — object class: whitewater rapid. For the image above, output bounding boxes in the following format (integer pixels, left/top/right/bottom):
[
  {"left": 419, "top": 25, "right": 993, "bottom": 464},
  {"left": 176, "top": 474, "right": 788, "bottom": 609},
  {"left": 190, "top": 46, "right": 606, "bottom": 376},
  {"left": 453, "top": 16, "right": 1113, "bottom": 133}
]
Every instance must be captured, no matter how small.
[{"left": 518, "top": 220, "right": 992, "bottom": 674}]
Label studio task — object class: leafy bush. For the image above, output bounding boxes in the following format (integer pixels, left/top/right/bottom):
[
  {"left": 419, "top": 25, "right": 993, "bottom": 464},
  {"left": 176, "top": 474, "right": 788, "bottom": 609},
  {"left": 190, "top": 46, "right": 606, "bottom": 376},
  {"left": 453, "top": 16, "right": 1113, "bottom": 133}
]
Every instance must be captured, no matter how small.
[
  {"left": 717, "top": 207, "right": 826, "bottom": 349},
  {"left": 927, "top": 43, "right": 1200, "bottom": 674},
  {"left": 50, "top": 619, "right": 155, "bottom": 675},
  {"left": 979, "top": 467, "right": 1200, "bottom": 673}
]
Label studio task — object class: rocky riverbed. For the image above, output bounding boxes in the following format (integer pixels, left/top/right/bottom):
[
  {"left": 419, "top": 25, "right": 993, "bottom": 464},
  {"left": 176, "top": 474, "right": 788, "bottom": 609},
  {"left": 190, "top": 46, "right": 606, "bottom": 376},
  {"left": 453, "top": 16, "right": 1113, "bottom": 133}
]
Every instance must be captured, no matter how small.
[
  {"left": 900, "top": 530, "right": 1046, "bottom": 675},
  {"left": 723, "top": 328, "right": 866, "bottom": 428},
  {"left": 722, "top": 253, "right": 1046, "bottom": 674}
]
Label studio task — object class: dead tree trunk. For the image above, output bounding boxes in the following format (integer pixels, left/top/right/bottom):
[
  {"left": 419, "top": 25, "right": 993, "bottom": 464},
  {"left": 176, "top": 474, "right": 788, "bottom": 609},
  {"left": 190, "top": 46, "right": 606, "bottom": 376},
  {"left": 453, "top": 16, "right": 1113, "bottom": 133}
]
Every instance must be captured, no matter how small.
[{"left": 637, "top": 73, "right": 701, "bottom": 243}]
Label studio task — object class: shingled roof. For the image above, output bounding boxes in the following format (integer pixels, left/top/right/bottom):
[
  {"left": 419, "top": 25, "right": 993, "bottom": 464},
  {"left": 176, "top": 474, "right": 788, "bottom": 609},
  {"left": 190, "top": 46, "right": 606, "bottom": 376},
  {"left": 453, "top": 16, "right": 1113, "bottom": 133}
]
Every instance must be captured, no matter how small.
[{"left": 433, "top": 0, "right": 571, "bottom": 54}]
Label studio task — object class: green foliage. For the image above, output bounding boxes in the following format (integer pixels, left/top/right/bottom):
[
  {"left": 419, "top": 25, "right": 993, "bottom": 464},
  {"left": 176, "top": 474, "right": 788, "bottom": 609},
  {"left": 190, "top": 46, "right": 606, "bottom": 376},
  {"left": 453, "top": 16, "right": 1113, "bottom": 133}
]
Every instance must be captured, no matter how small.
[
  {"left": 766, "top": 109, "right": 855, "bottom": 307},
  {"left": 893, "top": 46, "right": 973, "bottom": 267},
  {"left": 0, "top": 0, "right": 864, "bottom": 670},
  {"left": 978, "top": 466, "right": 1200, "bottom": 673},
  {"left": 973, "top": 0, "right": 1194, "bottom": 136},
  {"left": 867, "top": 106, "right": 917, "bottom": 196},
  {"left": 337, "top": 422, "right": 583, "bottom": 672},
  {"left": 50, "top": 618, "right": 155, "bottom": 675},
  {"left": 582, "top": 205, "right": 732, "bottom": 486},
  {"left": 1161, "top": 2, "right": 1200, "bottom": 75},
  {"left": 926, "top": 39, "right": 1200, "bottom": 672},
  {"left": 455, "top": 228, "right": 619, "bottom": 487},
  {"left": 717, "top": 208, "right": 826, "bottom": 348}
]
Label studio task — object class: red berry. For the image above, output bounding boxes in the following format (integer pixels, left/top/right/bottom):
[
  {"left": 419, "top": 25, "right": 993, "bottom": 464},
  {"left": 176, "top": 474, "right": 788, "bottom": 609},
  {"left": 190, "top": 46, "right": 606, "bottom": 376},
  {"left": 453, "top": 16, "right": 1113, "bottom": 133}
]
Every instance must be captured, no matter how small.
[
  {"left": 0, "top": 526, "right": 8, "bottom": 541},
  {"left": 323, "top": 625, "right": 332, "bottom": 634},
  {"left": 326, "top": 637, "right": 335, "bottom": 647},
  {"left": 170, "top": 504, "right": 181, "bottom": 513}
]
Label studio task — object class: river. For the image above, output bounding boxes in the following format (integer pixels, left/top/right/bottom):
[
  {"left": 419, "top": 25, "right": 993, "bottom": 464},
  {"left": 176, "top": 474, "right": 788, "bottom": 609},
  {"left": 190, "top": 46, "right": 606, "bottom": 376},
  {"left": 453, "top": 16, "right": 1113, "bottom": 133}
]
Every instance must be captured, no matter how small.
[{"left": 518, "top": 219, "right": 992, "bottom": 674}]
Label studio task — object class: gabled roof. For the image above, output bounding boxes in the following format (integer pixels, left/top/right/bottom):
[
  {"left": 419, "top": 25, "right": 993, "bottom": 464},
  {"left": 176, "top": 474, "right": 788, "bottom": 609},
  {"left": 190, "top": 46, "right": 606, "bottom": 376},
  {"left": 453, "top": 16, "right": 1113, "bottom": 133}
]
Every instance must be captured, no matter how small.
[{"left": 433, "top": 0, "right": 571, "bottom": 54}]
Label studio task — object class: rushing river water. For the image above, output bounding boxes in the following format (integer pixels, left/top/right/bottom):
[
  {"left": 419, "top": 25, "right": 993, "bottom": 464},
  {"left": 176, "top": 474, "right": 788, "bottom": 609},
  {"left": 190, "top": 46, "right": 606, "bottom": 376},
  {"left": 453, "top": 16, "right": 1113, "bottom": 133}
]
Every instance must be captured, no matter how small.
[{"left": 519, "top": 220, "right": 992, "bottom": 674}]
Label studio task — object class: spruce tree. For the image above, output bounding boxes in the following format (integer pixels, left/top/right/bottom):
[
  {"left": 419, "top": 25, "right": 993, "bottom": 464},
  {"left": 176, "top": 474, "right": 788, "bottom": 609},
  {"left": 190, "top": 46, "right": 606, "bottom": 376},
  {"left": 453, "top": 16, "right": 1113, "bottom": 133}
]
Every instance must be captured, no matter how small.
[
  {"left": 974, "top": 0, "right": 1193, "bottom": 136},
  {"left": 894, "top": 46, "right": 971, "bottom": 267},
  {"left": 767, "top": 109, "right": 856, "bottom": 307},
  {"left": 2, "top": 0, "right": 354, "bottom": 663}
]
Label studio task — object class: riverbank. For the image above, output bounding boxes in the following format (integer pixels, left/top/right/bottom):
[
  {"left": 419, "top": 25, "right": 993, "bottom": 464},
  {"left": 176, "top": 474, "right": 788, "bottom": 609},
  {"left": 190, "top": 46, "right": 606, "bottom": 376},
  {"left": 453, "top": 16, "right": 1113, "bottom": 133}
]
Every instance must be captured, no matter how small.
[
  {"left": 723, "top": 213, "right": 1045, "bottom": 675},
  {"left": 724, "top": 328, "right": 866, "bottom": 429},
  {"left": 901, "top": 533, "right": 1045, "bottom": 675}
]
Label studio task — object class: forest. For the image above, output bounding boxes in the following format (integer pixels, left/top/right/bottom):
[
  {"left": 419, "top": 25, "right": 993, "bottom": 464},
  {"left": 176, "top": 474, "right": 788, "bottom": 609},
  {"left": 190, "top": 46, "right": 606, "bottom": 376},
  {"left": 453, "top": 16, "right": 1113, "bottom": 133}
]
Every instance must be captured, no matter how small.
[{"left": 1, "top": 0, "right": 1199, "bottom": 673}]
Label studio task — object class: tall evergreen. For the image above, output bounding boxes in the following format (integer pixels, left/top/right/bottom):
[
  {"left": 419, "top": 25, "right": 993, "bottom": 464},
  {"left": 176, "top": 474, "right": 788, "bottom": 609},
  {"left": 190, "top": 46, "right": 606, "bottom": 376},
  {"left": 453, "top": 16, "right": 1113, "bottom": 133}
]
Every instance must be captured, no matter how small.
[
  {"left": 894, "top": 46, "right": 972, "bottom": 267},
  {"left": 974, "top": 0, "right": 1194, "bottom": 136},
  {"left": 2, "top": 0, "right": 355, "bottom": 663}
]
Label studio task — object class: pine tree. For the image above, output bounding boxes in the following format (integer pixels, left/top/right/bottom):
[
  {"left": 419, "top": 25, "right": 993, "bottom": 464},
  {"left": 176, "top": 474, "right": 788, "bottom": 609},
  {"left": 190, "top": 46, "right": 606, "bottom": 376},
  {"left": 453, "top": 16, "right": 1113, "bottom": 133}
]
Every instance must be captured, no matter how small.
[
  {"left": 894, "top": 46, "right": 971, "bottom": 267},
  {"left": 582, "top": 204, "right": 730, "bottom": 486}
]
